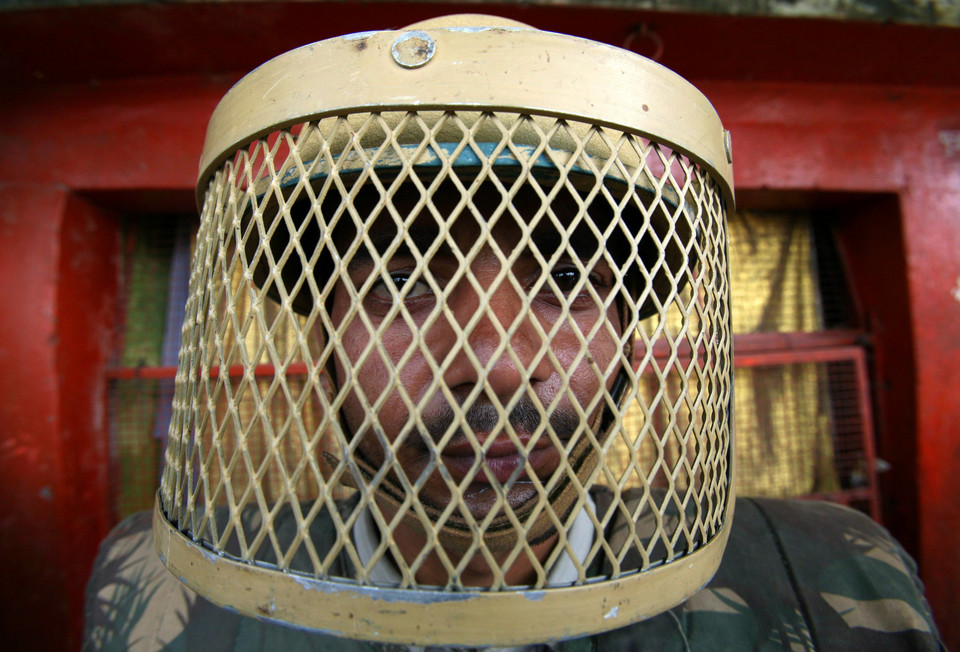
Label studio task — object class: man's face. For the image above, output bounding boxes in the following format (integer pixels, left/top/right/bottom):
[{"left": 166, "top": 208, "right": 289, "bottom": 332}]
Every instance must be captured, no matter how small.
[{"left": 326, "top": 179, "right": 625, "bottom": 527}]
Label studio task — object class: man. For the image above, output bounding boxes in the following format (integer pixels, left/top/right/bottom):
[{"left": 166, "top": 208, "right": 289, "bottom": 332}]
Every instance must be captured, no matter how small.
[
  {"left": 86, "top": 14, "right": 942, "bottom": 650},
  {"left": 322, "top": 177, "right": 632, "bottom": 589}
]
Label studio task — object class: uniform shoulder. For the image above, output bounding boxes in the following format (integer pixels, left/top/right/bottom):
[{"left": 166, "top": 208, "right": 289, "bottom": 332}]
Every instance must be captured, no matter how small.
[
  {"left": 739, "top": 494, "right": 879, "bottom": 529},
  {"left": 84, "top": 506, "right": 363, "bottom": 651},
  {"left": 584, "top": 497, "right": 943, "bottom": 651},
  {"left": 84, "top": 510, "right": 198, "bottom": 651},
  {"left": 695, "top": 496, "right": 944, "bottom": 651}
]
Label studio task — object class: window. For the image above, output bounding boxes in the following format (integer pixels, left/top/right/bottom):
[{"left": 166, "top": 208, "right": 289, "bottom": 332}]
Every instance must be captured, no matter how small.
[
  {"left": 107, "top": 214, "right": 193, "bottom": 519},
  {"left": 728, "top": 210, "right": 878, "bottom": 517}
]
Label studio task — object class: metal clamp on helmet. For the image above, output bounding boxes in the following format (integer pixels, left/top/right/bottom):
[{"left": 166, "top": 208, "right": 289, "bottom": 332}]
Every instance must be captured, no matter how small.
[{"left": 155, "top": 14, "right": 735, "bottom": 647}]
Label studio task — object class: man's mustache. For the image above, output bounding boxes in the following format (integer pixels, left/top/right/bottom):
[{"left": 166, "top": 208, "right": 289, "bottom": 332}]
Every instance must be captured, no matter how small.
[{"left": 420, "top": 396, "right": 580, "bottom": 447}]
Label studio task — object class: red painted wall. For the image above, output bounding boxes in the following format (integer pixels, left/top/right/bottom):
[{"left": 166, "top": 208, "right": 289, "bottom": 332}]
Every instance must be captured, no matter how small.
[
  {"left": 705, "top": 82, "right": 960, "bottom": 643},
  {"left": 0, "top": 4, "right": 957, "bottom": 649},
  {"left": 0, "top": 188, "right": 72, "bottom": 651},
  {"left": 0, "top": 78, "right": 217, "bottom": 648},
  {"left": 0, "top": 191, "right": 123, "bottom": 649},
  {"left": 832, "top": 196, "right": 919, "bottom": 553}
]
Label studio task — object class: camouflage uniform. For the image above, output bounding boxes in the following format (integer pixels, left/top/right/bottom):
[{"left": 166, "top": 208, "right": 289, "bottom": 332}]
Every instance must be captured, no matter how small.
[{"left": 84, "top": 495, "right": 943, "bottom": 651}]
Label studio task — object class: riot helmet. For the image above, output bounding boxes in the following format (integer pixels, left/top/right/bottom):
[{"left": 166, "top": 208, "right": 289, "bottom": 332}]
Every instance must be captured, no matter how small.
[{"left": 155, "top": 14, "right": 735, "bottom": 647}]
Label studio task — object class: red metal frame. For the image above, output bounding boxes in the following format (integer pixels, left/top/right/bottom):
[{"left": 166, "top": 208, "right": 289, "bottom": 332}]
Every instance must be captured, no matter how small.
[
  {"left": 734, "top": 342, "right": 881, "bottom": 521},
  {"left": 110, "top": 333, "right": 883, "bottom": 521},
  {"left": 105, "top": 362, "right": 311, "bottom": 380},
  {"left": 0, "top": 191, "right": 120, "bottom": 651}
]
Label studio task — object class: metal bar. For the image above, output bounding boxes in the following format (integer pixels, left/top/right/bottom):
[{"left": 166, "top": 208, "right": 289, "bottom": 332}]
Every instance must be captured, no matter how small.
[
  {"left": 732, "top": 330, "right": 869, "bottom": 355},
  {"left": 851, "top": 347, "right": 882, "bottom": 522},
  {"left": 106, "top": 362, "right": 311, "bottom": 380},
  {"left": 114, "top": 335, "right": 868, "bottom": 378},
  {"left": 105, "top": 366, "right": 177, "bottom": 379},
  {"left": 733, "top": 345, "right": 865, "bottom": 368},
  {"left": 635, "top": 330, "right": 868, "bottom": 368}
]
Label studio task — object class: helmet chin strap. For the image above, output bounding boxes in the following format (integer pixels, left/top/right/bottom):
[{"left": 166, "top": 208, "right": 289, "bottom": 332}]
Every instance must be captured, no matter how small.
[
  {"left": 329, "top": 433, "right": 598, "bottom": 555},
  {"left": 324, "top": 361, "right": 632, "bottom": 556}
]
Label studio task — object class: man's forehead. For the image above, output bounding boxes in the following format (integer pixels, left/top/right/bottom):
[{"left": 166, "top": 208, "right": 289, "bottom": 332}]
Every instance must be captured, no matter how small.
[
  {"left": 359, "top": 210, "right": 602, "bottom": 261},
  {"left": 348, "top": 178, "right": 604, "bottom": 249}
]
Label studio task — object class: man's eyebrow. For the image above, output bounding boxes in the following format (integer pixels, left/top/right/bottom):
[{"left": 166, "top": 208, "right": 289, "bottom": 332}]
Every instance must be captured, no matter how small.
[
  {"left": 528, "top": 225, "right": 564, "bottom": 258},
  {"left": 528, "top": 222, "right": 601, "bottom": 260},
  {"left": 346, "top": 223, "right": 447, "bottom": 267}
]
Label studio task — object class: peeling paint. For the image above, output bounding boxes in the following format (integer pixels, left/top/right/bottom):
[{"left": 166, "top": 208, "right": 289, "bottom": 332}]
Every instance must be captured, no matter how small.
[
  {"left": 604, "top": 605, "right": 620, "bottom": 619},
  {"left": 289, "top": 574, "right": 478, "bottom": 604},
  {"left": 200, "top": 547, "right": 222, "bottom": 566},
  {"left": 341, "top": 31, "right": 379, "bottom": 42},
  {"left": 939, "top": 131, "right": 960, "bottom": 158}
]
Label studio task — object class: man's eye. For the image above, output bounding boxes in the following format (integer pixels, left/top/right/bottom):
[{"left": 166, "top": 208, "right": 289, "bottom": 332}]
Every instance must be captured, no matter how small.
[
  {"left": 551, "top": 268, "right": 583, "bottom": 295},
  {"left": 370, "top": 273, "right": 432, "bottom": 301},
  {"left": 544, "top": 266, "right": 611, "bottom": 304}
]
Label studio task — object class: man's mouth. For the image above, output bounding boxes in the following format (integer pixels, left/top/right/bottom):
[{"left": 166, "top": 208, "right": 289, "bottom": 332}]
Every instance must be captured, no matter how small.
[{"left": 440, "top": 433, "right": 559, "bottom": 485}]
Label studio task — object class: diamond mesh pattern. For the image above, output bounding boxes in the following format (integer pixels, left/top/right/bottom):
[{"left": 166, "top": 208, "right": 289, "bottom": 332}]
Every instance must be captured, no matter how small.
[{"left": 160, "top": 110, "right": 731, "bottom": 592}]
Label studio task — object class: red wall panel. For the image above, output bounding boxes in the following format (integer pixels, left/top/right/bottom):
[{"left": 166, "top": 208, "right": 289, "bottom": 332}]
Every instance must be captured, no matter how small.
[
  {"left": 55, "top": 194, "right": 121, "bottom": 646},
  {"left": 0, "top": 189, "right": 123, "bottom": 649},
  {"left": 706, "top": 82, "right": 960, "bottom": 641},
  {"left": 0, "top": 187, "right": 73, "bottom": 650}
]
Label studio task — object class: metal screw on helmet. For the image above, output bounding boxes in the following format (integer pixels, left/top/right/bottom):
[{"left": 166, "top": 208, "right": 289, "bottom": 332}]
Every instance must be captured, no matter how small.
[
  {"left": 154, "top": 14, "right": 735, "bottom": 647},
  {"left": 392, "top": 30, "right": 436, "bottom": 68}
]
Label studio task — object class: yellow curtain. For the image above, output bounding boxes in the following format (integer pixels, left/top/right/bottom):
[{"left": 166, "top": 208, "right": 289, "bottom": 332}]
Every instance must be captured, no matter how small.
[
  {"left": 728, "top": 211, "right": 839, "bottom": 497},
  {"left": 197, "top": 259, "right": 327, "bottom": 510},
  {"left": 615, "top": 211, "right": 840, "bottom": 498},
  {"left": 113, "top": 223, "right": 172, "bottom": 519}
]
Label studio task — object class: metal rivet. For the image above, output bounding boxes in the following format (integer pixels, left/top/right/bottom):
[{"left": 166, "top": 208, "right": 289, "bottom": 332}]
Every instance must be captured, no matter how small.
[
  {"left": 392, "top": 31, "right": 436, "bottom": 69},
  {"left": 723, "top": 129, "right": 733, "bottom": 164}
]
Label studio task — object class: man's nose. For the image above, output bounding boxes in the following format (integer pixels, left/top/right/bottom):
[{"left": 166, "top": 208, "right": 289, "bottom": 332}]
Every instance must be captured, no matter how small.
[{"left": 441, "top": 271, "right": 552, "bottom": 396}]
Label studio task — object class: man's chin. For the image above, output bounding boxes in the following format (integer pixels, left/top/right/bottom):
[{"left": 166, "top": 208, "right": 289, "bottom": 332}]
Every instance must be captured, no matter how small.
[
  {"left": 400, "top": 481, "right": 566, "bottom": 554},
  {"left": 420, "top": 481, "right": 543, "bottom": 527}
]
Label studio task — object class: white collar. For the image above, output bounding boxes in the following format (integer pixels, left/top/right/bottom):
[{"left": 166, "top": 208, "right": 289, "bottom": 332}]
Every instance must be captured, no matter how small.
[{"left": 352, "top": 492, "right": 597, "bottom": 588}]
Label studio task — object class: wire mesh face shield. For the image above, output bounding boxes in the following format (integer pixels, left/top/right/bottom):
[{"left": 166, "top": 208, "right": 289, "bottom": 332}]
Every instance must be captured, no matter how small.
[{"left": 154, "top": 15, "right": 735, "bottom": 647}]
